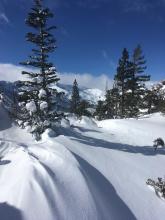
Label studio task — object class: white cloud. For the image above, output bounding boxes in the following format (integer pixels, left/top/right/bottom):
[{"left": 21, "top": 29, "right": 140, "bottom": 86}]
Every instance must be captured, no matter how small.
[
  {"left": 0, "top": 63, "right": 113, "bottom": 90},
  {"left": 0, "top": 13, "right": 9, "bottom": 24},
  {"left": 59, "top": 72, "right": 114, "bottom": 90},
  {"left": 0, "top": 63, "right": 29, "bottom": 82},
  {"left": 102, "top": 49, "right": 116, "bottom": 70}
]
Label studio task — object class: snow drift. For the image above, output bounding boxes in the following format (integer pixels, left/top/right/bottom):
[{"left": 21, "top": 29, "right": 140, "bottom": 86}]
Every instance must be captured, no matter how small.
[{"left": 0, "top": 103, "right": 165, "bottom": 220}]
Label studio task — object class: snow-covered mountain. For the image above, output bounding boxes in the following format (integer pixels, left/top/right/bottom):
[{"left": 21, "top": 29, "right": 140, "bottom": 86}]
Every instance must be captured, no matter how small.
[
  {"left": 54, "top": 83, "right": 105, "bottom": 105},
  {"left": 0, "top": 81, "right": 105, "bottom": 106}
]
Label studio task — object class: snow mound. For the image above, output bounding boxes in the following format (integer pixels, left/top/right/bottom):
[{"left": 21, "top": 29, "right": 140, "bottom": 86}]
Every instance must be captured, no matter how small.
[
  {"left": 97, "top": 113, "right": 165, "bottom": 146},
  {"left": 60, "top": 118, "right": 70, "bottom": 128},
  {"left": 42, "top": 128, "right": 56, "bottom": 140},
  {"left": 79, "top": 116, "right": 98, "bottom": 128},
  {"left": 0, "top": 140, "right": 133, "bottom": 220},
  {"left": 1, "top": 102, "right": 165, "bottom": 220}
]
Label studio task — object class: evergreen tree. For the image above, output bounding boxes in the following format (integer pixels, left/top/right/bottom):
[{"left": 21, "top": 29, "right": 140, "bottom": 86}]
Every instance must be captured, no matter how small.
[
  {"left": 151, "top": 81, "right": 165, "bottom": 113},
  {"left": 114, "top": 48, "right": 131, "bottom": 118},
  {"left": 77, "top": 100, "right": 91, "bottom": 117},
  {"left": 128, "top": 45, "right": 150, "bottom": 117},
  {"left": 70, "top": 79, "right": 80, "bottom": 115},
  {"left": 95, "top": 100, "right": 106, "bottom": 120},
  {"left": 104, "top": 87, "right": 119, "bottom": 119},
  {"left": 104, "top": 90, "right": 113, "bottom": 119},
  {"left": 18, "top": 0, "right": 63, "bottom": 140}
]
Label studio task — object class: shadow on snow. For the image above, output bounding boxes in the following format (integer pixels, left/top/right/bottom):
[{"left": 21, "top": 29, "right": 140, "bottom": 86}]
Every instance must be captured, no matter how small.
[
  {"left": 73, "top": 153, "right": 137, "bottom": 220},
  {"left": 0, "top": 202, "right": 23, "bottom": 220},
  {"left": 62, "top": 126, "right": 165, "bottom": 156}
]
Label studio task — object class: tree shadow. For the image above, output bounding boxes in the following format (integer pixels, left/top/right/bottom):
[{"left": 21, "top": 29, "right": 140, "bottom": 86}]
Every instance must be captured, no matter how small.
[
  {"left": 0, "top": 160, "right": 11, "bottom": 165},
  {"left": 0, "top": 138, "right": 28, "bottom": 149},
  {"left": 0, "top": 104, "right": 12, "bottom": 131},
  {"left": 73, "top": 153, "right": 137, "bottom": 220},
  {"left": 64, "top": 126, "right": 165, "bottom": 156},
  {"left": 72, "top": 126, "right": 101, "bottom": 133},
  {"left": 0, "top": 202, "right": 23, "bottom": 220}
]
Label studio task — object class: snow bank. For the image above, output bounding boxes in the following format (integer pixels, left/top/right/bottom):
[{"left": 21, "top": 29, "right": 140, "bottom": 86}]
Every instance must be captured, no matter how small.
[
  {"left": 97, "top": 113, "right": 165, "bottom": 146},
  {"left": 1, "top": 102, "right": 165, "bottom": 220},
  {"left": 78, "top": 116, "right": 98, "bottom": 128},
  {"left": 60, "top": 118, "right": 70, "bottom": 128}
]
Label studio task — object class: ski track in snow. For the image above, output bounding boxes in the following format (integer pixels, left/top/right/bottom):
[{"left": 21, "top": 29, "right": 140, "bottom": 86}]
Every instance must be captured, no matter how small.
[{"left": 0, "top": 104, "right": 165, "bottom": 220}]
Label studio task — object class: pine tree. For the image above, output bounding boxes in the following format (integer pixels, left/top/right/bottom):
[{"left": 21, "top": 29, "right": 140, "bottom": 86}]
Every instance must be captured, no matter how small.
[
  {"left": 77, "top": 100, "right": 91, "bottom": 117},
  {"left": 18, "top": 0, "right": 63, "bottom": 140},
  {"left": 95, "top": 100, "right": 106, "bottom": 120},
  {"left": 151, "top": 81, "right": 165, "bottom": 113},
  {"left": 128, "top": 45, "right": 150, "bottom": 117},
  {"left": 114, "top": 48, "right": 131, "bottom": 118},
  {"left": 104, "top": 90, "right": 113, "bottom": 119},
  {"left": 70, "top": 79, "right": 80, "bottom": 115},
  {"left": 104, "top": 87, "right": 119, "bottom": 119}
]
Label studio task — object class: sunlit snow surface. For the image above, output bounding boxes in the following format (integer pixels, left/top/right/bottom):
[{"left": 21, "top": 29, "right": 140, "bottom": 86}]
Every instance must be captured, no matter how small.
[{"left": 0, "top": 103, "right": 165, "bottom": 220}]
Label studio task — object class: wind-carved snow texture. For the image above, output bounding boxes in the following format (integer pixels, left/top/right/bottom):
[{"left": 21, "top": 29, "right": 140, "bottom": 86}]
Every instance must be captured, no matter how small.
[{"left": 0, "top": 102, "right": 165, "bottom": 220}]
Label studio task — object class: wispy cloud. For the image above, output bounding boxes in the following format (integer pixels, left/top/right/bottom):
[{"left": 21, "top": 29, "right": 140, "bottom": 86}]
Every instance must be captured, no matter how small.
[
  {"left": 76, "top": 0, "right": 109, "bottom": 9},
  {"left": 123, "top": 0, "right": 152, "bottom": 13},
  {"left": 59, "top": 72, "right": 113, "bottom": 90},
  {"left": 0, "top": 12, "right": 10, "bottom": 24},
  {"left": 0, "top": 63, "right": 26, "bottom": 82},
  {"left": 102, "top": 50, "right": 116, "bottom": 70},
  {"left": 121, "top": 0, "right": 165, "bottom": 13}
]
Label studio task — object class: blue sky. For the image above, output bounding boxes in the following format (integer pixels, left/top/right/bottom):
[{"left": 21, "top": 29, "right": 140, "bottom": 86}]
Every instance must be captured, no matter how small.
[{"left": 0, "top": 0, "right": 165, "bottom": 85}]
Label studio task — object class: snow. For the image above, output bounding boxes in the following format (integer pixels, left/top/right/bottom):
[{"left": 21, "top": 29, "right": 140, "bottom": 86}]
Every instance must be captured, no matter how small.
[
  {"left": 26, "top": 101, "right": 37, "bottom": 113},
  {"left": 42, "top": 128, "right": 56, "bottom": 139},
  {"left": 79, "top": 88, "right": 105, "bottom": 104},
  {"left": 77, "top": 116, "right": 98, "bottom": 128},
  {"left": 60, "top": 118, "right": 70, "bottom": 128},
  {"left": 40, "top": 101, "right": 48, "bottom": 110},
  {"left": 38, "top": 89, "right": 46, "bottom": 99},
  {"left": 0, "top": 102, "right": 165, "bottom": 220},
  {"left": 53, "top": 83, "right": 105, "bottom": 105}
]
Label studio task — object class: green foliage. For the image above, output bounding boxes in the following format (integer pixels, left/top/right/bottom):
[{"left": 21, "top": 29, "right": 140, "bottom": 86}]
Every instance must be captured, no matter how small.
[
  {"left": 70, "top": 79, "right": 91, "bottom": 117},
  {"left": 128, "top": 45, "right": 150, "bottom": 117},
  {"left": 114, "top": 48, "right": 131, "bottom": 118},
  {"left": 18, "top": 0, "right": 63, "bottom": 139},
  {"left": 70, "top": 79, "right": 80, "bottom": 115},
  {"left": 98, "top": 45, "right": 151, "bottom": 120},
  {"left": 77, "top": 100, "right": 91, "bottom": 117},
  {"left": 95, "top": 100, "right": 105, "bottom": 120}
]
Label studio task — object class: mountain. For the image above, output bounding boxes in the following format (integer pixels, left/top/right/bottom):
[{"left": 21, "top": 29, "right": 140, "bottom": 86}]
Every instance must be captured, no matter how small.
[
  {"left": 0, "top": 81, "right": 105, "bottom": 106},
  {"left": 54, "top": 83, "right": 105, "bottom": 105}
]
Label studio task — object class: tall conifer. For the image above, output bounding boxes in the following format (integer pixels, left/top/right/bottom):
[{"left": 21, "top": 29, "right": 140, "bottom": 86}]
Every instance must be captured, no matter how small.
[
  {"left": 18, "top": 0, "right": 63, "bottom": 140},
  {"left": 70, "top": 79, "right": 80, "bottom": 115},
  {"left": 114, "top": 48, "right": 130, "bottom": 118},
  {"left": 128, "top": 45, "right": 150, "bottom": 117}
]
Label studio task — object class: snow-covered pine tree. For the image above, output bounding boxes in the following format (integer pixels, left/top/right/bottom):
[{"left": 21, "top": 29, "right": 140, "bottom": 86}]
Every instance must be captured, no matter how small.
[
  {"left": 95, "top": 100, "right": 106, "bottom": 120},
  {"left": 128, "top": 45, "right": 150, "bottom": 117},
  {"left": 114, "top": 48, "right": 131, "bottom": 118},
  {"left": 18, "top": 0, "right": 63, "bottom": 140},
  {"left": 104, "top": 87, "right": 119, "bottom": 119},
  {"left": 70, "top": 79, "right": 80, "bottom": 115},
  {"left": 77, "top": 100, "right": 91, "bottom": 117},
  {"left": 153, "top": 81, "right": 165, "bottom": 113},
  {"left": 143, "top": 88, "right": 158, "bottom": 114}
]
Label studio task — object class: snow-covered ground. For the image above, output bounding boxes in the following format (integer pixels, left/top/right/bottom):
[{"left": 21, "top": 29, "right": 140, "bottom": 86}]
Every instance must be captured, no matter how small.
[{"left": 0, "top": 102, "right": 165, "bottom": 220}]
